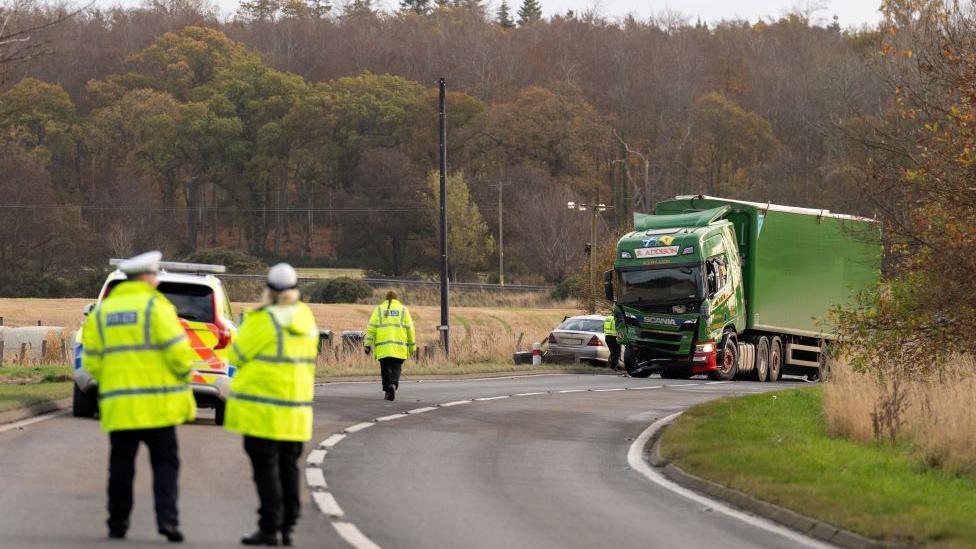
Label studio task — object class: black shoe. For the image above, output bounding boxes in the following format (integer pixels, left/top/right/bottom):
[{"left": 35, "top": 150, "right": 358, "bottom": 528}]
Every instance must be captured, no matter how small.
[
  {"left": 108, "top": 529, "right": 126, "bottom": 540},
  {"left": 158, "top": 524, "right": 184, "bottom": 543},
  {"left": 384, "top": 388, "right": 395, "bottom": 401},
  {"left": 241, "top": 530, "right": 279, "bottom": 546},
  {"left": 281, "top": 529, "right": 293, "bottom": 547}
]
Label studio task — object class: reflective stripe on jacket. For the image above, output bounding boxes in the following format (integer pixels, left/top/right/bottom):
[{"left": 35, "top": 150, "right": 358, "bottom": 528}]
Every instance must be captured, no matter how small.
[
  {"left": 81, "top": 281, "right": 197, "bottom": 432},
  {"left": 224, "top": 302, "right": 319, "bottom": 442},
  {"left": 604, "top": 315, "right": 617, "bottom": 337},
  {"left": 364, "top": 299, "right": 416, "bottom": 360}
]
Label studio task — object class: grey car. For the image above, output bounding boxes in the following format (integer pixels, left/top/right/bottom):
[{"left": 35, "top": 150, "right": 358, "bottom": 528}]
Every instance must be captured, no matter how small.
[{"left": 545, "top": 314, "right": 612, "bottom": 364}]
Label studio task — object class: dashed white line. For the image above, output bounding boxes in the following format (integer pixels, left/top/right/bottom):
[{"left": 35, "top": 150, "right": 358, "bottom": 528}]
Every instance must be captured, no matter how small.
[
  {"left": 312, "top": 492, "right": 344, "bottom": 517},
  {"left": 558, "top": 389, "right": 586, "bottom": 394},
  {"left": 513, "top": 392, "right": 546, "bottom": 397},
  {"left": 333, "top": 522, "right": 383, "bottom": 549},
  {"left": 407, "top": 407, "right": 438, "bottom": 414},
  {"left": 593, "top": 388, "right": 626, "bottom": 392},
  {"left": 305, "top": 449, "right": 326, "bottom": 466},
  {"left": 475, "top": 395, "right": 509, "bottom": 401},
  {"left": 376, "top": 413, "right": 408, "bottom": 422},
  {"left": 440, "top": 400, "right": 472, "bottom": 407},
  {"left": 629, "top": 386, "right": 661, "bottom": 390},
  {"left": 0, "top": 409, "right": 67, "bottom": 434},
  {"left": 666, "top": 383, "right": 699, "bottom": 387},
  {"left": 706, "top": 381, "right": 731, "bottom": 385},
  {"left": 305, "top": 467, "right": 327, "bottom": 489},
  {"left": 345, "top": 422, "right": 374, "bottom": 433},
  {"left": 319, "top": 434, "right": 347, "bottom": 448}
]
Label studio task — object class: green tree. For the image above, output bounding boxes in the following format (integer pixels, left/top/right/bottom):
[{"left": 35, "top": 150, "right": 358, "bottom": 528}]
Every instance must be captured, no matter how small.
[
  {"left": 517, "top": 0, "right": 542, "bottom": 25},
  {"left": 496, "top": 0, "right": 515, "bottom": 28},
  {"left": 427, "top": 171, "right": 493, "bottom": 280},
  {"left": 400, "top": 0, "right": 431, "bottom": 15}
]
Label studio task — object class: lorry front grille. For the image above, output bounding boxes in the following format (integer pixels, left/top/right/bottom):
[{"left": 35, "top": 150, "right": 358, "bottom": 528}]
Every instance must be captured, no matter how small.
[{"left": 640, "top": 331, "right": 683, "bottom": 342}]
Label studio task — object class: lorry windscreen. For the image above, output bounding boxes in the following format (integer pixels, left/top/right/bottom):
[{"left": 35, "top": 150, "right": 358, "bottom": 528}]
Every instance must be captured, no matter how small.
[{"left": 618, "top": 265, "right": 702, "bottom": 305}]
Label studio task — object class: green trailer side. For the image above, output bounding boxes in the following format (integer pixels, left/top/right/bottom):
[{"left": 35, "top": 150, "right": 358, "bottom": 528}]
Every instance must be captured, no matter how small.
[{"left": 655, "top": 196, "right": 880, "bottom": 338}]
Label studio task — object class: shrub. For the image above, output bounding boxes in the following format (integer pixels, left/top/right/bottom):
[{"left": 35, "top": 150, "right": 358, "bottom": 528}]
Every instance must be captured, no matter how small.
[
  {"left": 303, "top": 277, "right": 373, "bottom": 304},
  {"left": 551, "top": 276, "right": 582, "bottom": 301},
  {"left": 181, "top": 248, "right": 265, "bottom": 274}
]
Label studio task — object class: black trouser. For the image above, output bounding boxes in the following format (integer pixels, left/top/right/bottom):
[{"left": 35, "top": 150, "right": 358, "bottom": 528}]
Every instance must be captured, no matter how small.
[
  {"left": 244, "top": 436, "right": 304, "bottom": 534},
  {"left": 108, "top": 426, "right": 180, "bottom": 532},
  {"left": 380, "top": 357, "right": 404, "bottom": 391},
  {"left": 606, "top": 336, "right": 621, "bottom": 369}
]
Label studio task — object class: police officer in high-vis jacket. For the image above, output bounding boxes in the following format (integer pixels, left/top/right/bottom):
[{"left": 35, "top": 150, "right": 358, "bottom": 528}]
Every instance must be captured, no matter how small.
[
  {"left": 364, "top": 291, "right": 416, "bottom": 401},
  {"left": 81, "top": 251, "right": 196, "bottom": 543},
  {"left": 604, "top": 314, "right": 621, "bottom": 370},
  {"left": 225, "top": 263, "right": 319, "bottom": 547}
]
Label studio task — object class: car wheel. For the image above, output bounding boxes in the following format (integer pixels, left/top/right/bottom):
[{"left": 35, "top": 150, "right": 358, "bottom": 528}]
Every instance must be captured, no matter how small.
[
  {"left": 214, "top": 400, "right": 226, "bottom": 426},
  {"left": 709, "top": 333, "right": 739, "bottom": 381},
  {"left": 754, "top": 337, "right": 770, "bottom": 382},
  {"left": 72, "top": 383, "right": 97, "bottom": 418}
]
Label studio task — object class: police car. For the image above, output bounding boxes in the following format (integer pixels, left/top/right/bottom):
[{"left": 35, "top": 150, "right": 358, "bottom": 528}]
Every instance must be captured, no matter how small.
[{"left": 72, "top": 261, "right": 238, "bottom": 425}]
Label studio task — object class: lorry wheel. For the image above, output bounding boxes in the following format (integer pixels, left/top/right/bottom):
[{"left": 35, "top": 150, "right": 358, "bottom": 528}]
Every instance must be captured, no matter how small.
[
  {"left": 623, "top": 347, "right": 638, "bottom": 375},
  {"left": 768, "top": 337, "right": 782, "bottom": 382},
  {"left": 214, "top": 401, "right": 226, "bottom": 426},
  {"left": 709, "top": 333, "right": 739, "bottom": 381},
  {"left": 754, "top": 337, "right": 769, "bottom": 382},
  {"left": 72, "top": 384, "right": 97, "bottom": 418}
]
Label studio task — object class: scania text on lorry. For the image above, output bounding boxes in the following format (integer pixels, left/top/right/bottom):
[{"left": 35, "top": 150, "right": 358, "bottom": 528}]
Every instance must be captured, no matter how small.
[{"left": 604, "top": 195, "right": 880, "bottom": 381}]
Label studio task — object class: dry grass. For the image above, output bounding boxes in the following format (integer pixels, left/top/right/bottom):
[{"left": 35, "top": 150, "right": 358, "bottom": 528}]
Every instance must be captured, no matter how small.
[{"left": 824, "top": 355, "right": 976, "bottom": 474}]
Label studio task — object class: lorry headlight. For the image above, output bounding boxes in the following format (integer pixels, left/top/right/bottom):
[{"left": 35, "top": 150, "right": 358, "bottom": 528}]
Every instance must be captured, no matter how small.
[
  {"left": 672, "top": 304, "right": 687, "bottom": 314},
  {"left": 695, "top": 341, "right": 715, "bottom": 354}
]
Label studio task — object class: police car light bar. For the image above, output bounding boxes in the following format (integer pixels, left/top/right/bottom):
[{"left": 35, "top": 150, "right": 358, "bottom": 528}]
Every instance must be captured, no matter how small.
[{"left": 109, "top": 259, "right": 227, "bottom": 274}]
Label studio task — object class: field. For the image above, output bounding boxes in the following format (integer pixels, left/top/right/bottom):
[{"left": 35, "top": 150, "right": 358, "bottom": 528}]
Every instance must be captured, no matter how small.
[{"left": 661, "top": 388, "right": 976, "bottom": 547}]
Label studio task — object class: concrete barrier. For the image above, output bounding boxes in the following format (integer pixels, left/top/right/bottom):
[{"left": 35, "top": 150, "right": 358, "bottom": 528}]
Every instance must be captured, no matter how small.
[{"left": 0, "top": 326, "right": 68, "bottom": 364}]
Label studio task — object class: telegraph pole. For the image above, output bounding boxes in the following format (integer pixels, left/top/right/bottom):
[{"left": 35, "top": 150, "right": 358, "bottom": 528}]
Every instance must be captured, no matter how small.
[
  {"left": 568, "top": 199, "right": 613, "bottom": 314},
  {"left": 498, "top": 181, "right": 505, "bottom": 286},
  {"left": 438, "top": 78, "right": 450, "bottom": 355}
]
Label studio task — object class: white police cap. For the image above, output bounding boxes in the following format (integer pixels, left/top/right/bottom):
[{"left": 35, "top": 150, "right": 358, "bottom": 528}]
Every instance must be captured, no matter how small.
[
  {"left": 119, "top": 251, "right": 162, "bottom": 275},
  {"left": 267, "top": 263, "right": 298, "bottom": 291}
]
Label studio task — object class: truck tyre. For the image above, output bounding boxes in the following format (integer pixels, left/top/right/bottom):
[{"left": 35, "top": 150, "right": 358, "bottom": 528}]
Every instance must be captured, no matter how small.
[
  {"left": 623, "top": 347, "right": 639, "bottom": 375},
  {"left": 709, "top": 333, "right": 738, "bottom": 381},
  {"left": 768, "top": 337, "right": 782, "bottom": 382},
  {"left": 754, "top": 337, "right": 769, "bottom": 382},
  {"left": 72, "top": 384, "right": 98, "bottom": 418},
  {"left": 214, "top": 400, "right": 226, "bottom": 426}
]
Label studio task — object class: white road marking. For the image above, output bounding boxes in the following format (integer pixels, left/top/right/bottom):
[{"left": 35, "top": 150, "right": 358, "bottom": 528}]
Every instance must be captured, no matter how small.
[
  {"left": 513, "top": 392, "right": 546, "bottom": 397},
  {"left": 629, "top": 386, "right": 661, "bottom": 390},
  {"left": 376, "top": 413, "right": 408, "bottom": 422},
  {"left": 305, "top": 467, "right": 327, "bottom": 489},
  {"left": 593, "top": 388, "right": 626, "bottom": 392},
  {"left": 440, "top": 400, "right": 471, "bottom": 407},
  {"left": 319, "top": 434, "right": 347, "bottom": 448},
  {"left": 627, "top": 413, "right": 831, "bottom": 549},
  {"left": 475, "top": 396, "right": 509, "bottom": 401},
  {"left": 407, "top": 407, "right": 437, "bottom": 414},
  {"left": 665, "top": 383, "right": 699, "bottom": 387},
  {"left": 312, "top": 492, "right": 344, "bottom": 516},
  {"left": 558, "top": 389, "right": 586, "bottom": 394},
  {"left": 305, "top": 449, "right": 326, "bottom": 466},
  {"left": 333, "top": 522, "right": 383, "bottom": 549},
  {"left": 0, "top": 410, "right": 67, "bottom": 434},
  {"left": 345, "top": 422, "right": 374, "bottom": 433},
  {"left": 706, "top": 381, "right": 731, "bottom": 385}
]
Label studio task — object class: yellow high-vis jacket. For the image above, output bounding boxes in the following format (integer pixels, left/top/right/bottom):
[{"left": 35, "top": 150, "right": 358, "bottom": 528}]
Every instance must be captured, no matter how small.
[
  {"left": 364, "top": 299, "right": 416, "bottom": 360},
  {"left": 82, "top": 281, "right": 197, "bottom": 432},
  {"left": 224, "top": 302, "right": 319, "bottom": 442},
  {"left": 604, "top": 315, "right": 617, "bottom": 337}
]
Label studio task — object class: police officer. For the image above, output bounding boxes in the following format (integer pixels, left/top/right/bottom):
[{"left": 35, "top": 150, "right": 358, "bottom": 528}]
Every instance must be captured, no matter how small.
[
  {"left": 364, "top": 291, "right": 416, "bottom": 401},
  {"left": 81, "top": 251, "right": 196, "bottom": 542},
  {"left": 604, "top": 314, "right": 621, "bottom": 370},
  {"left": 225, "top": 263, "right": 319, "bottom": 547}
]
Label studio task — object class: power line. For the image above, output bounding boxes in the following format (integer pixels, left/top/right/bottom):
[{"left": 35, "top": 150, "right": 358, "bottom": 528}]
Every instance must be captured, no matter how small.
[{"left": 0, "top": 203, "right": 439, "bottom": 213}]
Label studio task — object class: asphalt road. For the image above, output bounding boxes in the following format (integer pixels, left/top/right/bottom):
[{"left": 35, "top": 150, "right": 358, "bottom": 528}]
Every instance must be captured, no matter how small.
[{"left": 0, "top": 374, "right": 813, "bottom": 549}]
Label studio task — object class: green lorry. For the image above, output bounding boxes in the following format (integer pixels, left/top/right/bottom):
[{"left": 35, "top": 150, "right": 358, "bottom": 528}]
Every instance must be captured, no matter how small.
[{"left": 603, "top": 195, "right": 880, "bottom": 381}]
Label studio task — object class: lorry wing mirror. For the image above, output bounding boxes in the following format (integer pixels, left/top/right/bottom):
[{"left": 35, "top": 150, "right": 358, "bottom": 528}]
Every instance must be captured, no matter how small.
[{"left": 603, "top": 270, "right": 614, "bottom": 301}]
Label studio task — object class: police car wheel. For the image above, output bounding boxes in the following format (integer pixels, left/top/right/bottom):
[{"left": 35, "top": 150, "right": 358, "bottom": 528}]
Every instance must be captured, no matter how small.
[
  {"left": 214, "top": 401, "right": 226, "bottom": 426},
  {"left": 72, "top": 383, "right": 97, "bottom": 418}
]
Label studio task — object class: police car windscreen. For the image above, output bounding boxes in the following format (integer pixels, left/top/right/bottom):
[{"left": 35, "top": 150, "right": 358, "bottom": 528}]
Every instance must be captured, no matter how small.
[{"left": 157, "top": 283, "right": 215, "bottom": 322}]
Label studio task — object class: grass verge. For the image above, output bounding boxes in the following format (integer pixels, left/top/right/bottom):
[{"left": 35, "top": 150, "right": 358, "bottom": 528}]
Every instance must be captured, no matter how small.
[
  {"left": 0, "top": 366, "right": 73, "bottom": 413},
  {"left": 660, "top": 387, "right": 976, "bottom": 548}
]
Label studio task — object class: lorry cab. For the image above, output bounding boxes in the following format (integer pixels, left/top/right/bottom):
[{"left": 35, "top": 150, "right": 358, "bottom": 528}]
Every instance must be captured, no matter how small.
[
  {"left": 72, "top": 260, "right": 238, "bottom": 424},
  {"left": 608, "top": 207, "right": 744, "bottom": 378}
]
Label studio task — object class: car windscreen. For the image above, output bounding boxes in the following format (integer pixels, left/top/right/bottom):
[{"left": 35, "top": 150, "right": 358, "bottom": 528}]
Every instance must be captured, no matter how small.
[
  {"left": 557, "top": 318, "right": 604, "bottom": 333},
  {"left": 617, "top": 265, "right": 703, "bottom": 305},
  {"left": 104, "top": 280, "right": 215, "bottom": 322}
]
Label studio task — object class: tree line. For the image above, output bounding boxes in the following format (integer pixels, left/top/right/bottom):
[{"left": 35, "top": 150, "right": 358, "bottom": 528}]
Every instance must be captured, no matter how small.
[{"left": 0, "top": 0, "right": 889, "bottom": 296}]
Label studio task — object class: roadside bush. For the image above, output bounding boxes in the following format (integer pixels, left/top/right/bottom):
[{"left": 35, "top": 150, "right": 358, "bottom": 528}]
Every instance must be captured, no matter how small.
[
  {"left": 551, "top": 276, "right": 582, "bottom": 301},
  {"left": 0, "top": 272, "right": 74, "bottom": 298},
  {"left": 181, "top": 248, "right": 266, "bottom": 274},
  {"left": 303, "top": 277, "right": 373, "bottom": 304}
]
